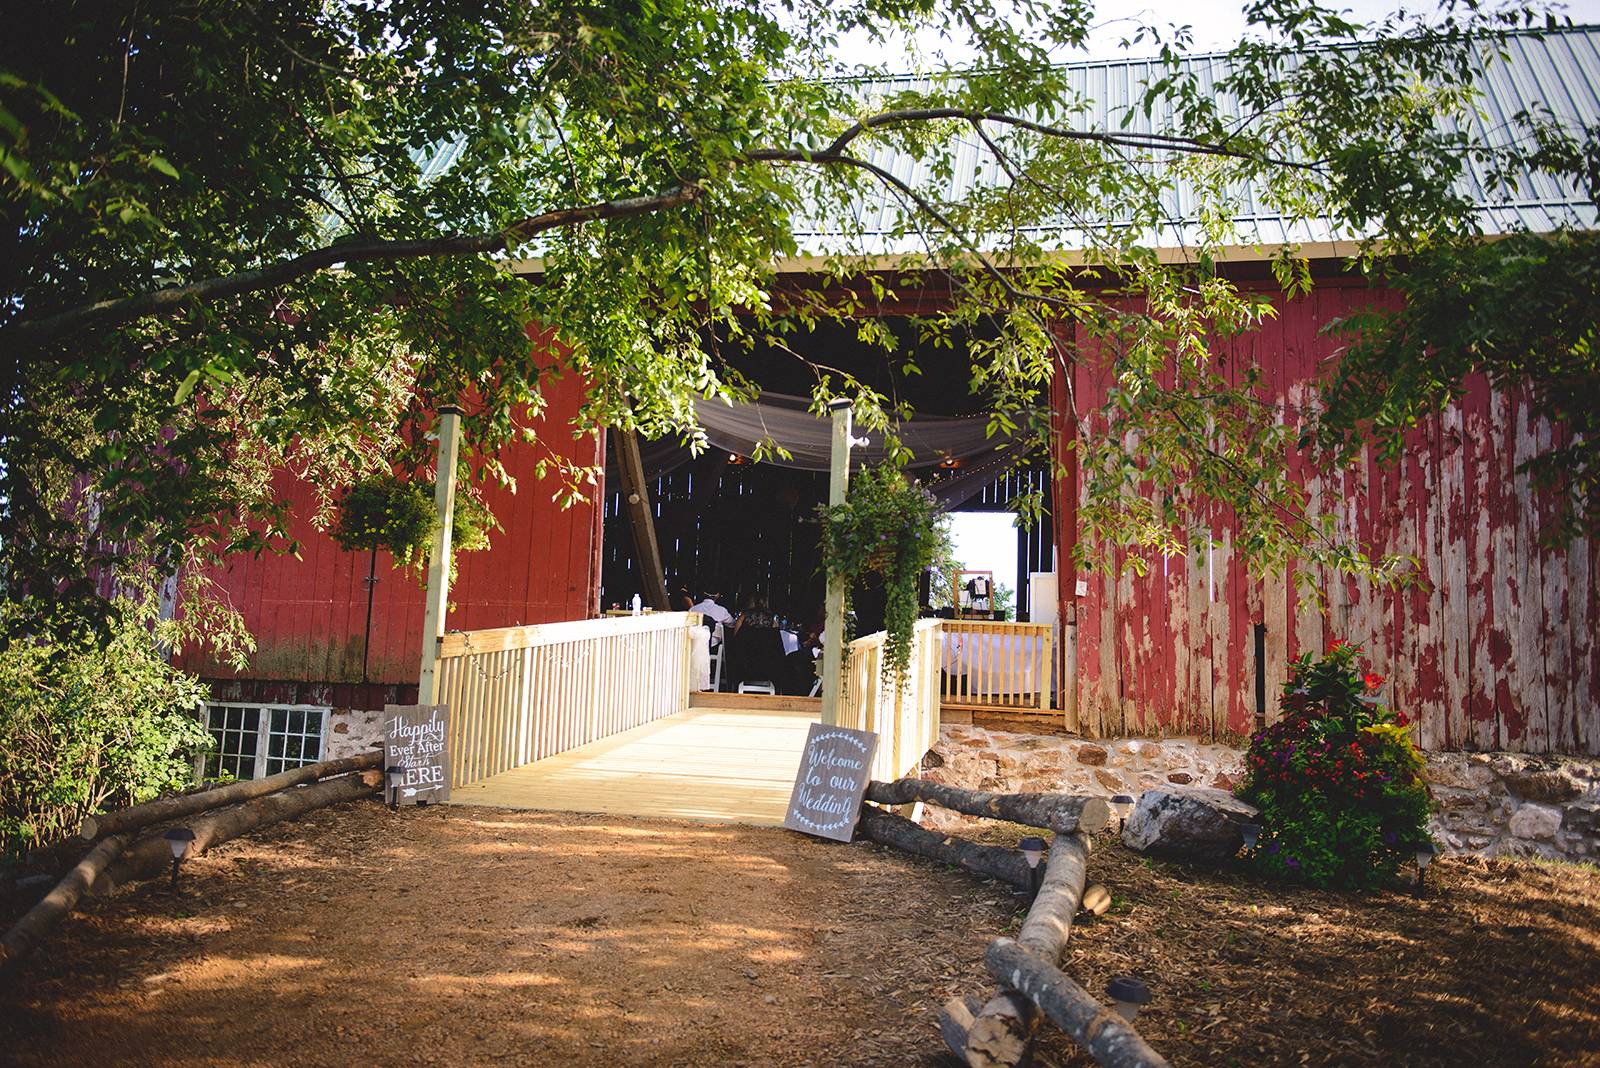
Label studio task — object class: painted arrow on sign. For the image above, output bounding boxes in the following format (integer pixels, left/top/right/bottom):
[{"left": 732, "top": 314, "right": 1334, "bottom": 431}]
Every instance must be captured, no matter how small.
[{"left": 402, "top": 785, "right": 444, "bottom": 798}]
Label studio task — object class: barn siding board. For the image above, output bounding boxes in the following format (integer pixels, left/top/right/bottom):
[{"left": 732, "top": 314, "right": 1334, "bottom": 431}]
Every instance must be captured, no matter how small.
[
  {"left": 1055, "top": 284, "right": 1598, "bottom": 756},
  {"left": 175, "top": 362, "right": 602, "bottom": 688}
]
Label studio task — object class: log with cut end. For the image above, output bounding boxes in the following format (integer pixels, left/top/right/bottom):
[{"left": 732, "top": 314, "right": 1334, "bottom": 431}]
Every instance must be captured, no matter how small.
[
  {"left": 864, "top": 779, "right": 1111, "bottom": 834},
  {"left": 101, "top": 770, "right": 381, "bottom": 890},
  {"left": 0, "top": 833, "right": 129, "bottom": 977},
  {"left": 957, "top": 832, "right": 1091, "bottom": 1068},
  {"left": 853, "top": 806, "right": 1031, "bottom": 889},
  {"left": 939, "top": 995, "right": 983, "bottom": 1056},
  {"left": 985, "top": 938, "right": 1171, "bottom": 1068},
  {"left": 80, "top": 751, "right": 383, "bottom": 840},
  {"left": 1081, "top": 883, "right": 1112, "bottom": 917}
]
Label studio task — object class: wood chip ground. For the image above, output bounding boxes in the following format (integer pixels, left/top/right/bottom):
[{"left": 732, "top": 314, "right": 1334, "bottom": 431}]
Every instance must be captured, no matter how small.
[{"left": 2, "top": 801, "right": 1596, "bottom": 1066}]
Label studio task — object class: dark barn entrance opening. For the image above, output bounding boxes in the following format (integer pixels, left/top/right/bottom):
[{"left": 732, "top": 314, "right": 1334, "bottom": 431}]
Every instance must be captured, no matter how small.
[{"left": 599, "top": 316, "right": 1056, "bottom": 686}]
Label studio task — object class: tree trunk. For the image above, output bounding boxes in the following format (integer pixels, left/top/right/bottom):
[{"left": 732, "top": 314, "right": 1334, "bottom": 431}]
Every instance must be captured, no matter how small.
[
  {"left": 0, "top": 834, "right": 129, "bottom": 977},
  {"left": 864, "top": 780, "right": 1110, "bottom": 834},
  {"left": 101, "top": 770, "right": 381, "bottom": 890},
  {"left": 985, "top": 938, "right": 1172, "bottom": 1068},
  {"left": 854, "top": 806, "right": 1031, "bottom": 889},
  {"left": 80, "top": 751, "right": 383, "bottom": 839},
  {"left": 959, "top": 832, "right": 1091, "bottom": 1068}
]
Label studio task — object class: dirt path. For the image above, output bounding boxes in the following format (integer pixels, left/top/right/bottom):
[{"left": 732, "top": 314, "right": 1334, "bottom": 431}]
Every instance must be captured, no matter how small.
[
  {"left": 1, "top": 802, "right": 1018, "bottom": 1066},
  {"left": 4, "top": 800, "right": 1598, "bottom": 1067}
]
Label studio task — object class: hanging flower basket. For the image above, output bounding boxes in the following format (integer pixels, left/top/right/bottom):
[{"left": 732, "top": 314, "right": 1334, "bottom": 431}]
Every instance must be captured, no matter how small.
[
  {"left": 331, "top": 472, "right": 497, "bottom": 575},
  {"left": 817, "top": 464, "right": 945, "bottom": 685}
]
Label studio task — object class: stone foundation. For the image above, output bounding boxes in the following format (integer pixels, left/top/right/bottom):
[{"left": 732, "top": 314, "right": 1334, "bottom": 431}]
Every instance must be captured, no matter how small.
[
  {"left": 326, "top": 707, "right": 386, "bottom": 760},
  {"left": 923, "top": 724, "right": 1600, "bottom": 862}
]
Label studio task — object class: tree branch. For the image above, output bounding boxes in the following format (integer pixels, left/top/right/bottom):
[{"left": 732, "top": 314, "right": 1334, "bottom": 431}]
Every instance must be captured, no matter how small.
[
  {"left": 5, "top": 106, "right": 1318, "bottom": 348},
  {"left": 821, "top": 107, "right": 1316, "bottom": 170},
  {"left": 5, "top": 184, "right": 704, "bottom": 346}
]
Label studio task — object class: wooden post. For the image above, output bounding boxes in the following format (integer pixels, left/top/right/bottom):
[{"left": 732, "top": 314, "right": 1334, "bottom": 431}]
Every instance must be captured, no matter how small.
[
  {"left": 616, "top": 429, "right": 669, "bottom": 610},
  {"left": 418, "top": 405, "right": 462, "bottom": 705},
  {"left": 1052, "top": 346, "right": 1081, "bottom": 732},
  {"left": 820, "top": 399, "right": 854, "bottom": 727}
]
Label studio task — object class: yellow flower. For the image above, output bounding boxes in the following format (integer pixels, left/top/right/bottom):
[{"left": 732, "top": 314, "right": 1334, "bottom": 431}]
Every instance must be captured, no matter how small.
[{"left": 1361, "top": 721, "right": 1425, "bottom": 775}]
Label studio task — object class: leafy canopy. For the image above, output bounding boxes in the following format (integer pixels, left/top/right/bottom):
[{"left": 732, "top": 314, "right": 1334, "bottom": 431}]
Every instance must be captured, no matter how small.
[{"left": 2, "top": 0, "right": 1594, "bottom": 648}]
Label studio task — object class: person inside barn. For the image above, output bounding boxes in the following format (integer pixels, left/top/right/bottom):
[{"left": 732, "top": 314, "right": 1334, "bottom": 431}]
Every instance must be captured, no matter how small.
[{"left": 692, "top": 590, "right": 733, "bottom": 628}]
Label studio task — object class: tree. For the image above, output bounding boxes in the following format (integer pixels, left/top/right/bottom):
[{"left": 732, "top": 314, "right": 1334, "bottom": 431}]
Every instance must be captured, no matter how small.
[{"left": 2, "top": 0, "right": 1592, "bottom": 649}]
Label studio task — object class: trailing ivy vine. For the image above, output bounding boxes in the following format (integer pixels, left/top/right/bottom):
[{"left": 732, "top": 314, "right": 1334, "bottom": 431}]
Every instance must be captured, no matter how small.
[{"left": 818, "top": 464, "right": 945, "bottom": 686}]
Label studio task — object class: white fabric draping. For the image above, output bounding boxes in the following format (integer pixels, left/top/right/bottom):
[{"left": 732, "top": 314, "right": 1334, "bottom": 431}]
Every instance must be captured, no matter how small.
[
  {"left": 941, "top": 631, "right": 1050, "bottom": 694},
  {"left": 689, "top": 626, "right": 712, "bottom": 690},
  {"left": 690, "top": 392, "right": 1004, "bottom": 471}
]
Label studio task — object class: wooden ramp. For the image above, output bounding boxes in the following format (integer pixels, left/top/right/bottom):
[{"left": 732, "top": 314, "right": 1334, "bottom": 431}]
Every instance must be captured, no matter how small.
[{"left": 447, "top": 706, "right": 816, "bottom": 824}]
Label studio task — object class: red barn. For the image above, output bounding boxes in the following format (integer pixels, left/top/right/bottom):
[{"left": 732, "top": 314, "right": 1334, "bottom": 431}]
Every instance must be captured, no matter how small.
[{"left": 180, "top": 28, "right": 1600, "bottom": 775}]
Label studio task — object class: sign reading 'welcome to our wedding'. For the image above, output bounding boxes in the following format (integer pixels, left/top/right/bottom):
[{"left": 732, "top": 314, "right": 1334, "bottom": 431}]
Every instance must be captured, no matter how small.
[{"left": 783, "top": 723, "right": 878, "bottom": 842}]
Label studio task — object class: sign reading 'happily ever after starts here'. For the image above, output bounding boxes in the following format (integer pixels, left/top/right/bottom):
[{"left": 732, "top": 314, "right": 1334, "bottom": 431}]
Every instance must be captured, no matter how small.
[
  {"left": 383, "top": 704, "right": 450, "bottom": 806},
  {"left": 783, "top": 722, "right": 877, "bottom": 842}
]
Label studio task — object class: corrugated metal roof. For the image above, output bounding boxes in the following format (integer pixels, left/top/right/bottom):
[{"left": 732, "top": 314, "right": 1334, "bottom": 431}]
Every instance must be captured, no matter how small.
[
  {"left": 784, "top": 26, "right": 1600, "bottom": 256},
  {"left": 412, "top": 27, "right": 1599, "bottom": 260}
]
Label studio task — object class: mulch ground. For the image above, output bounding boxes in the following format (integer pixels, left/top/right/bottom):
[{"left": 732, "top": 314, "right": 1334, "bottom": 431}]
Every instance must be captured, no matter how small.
[{"left": 2, "top": 800, "right": 1596, "bottom": 1067}]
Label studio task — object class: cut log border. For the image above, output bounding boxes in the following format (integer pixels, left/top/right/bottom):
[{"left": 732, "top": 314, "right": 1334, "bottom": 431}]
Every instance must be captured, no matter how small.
[
  {"left": 847, "top": 790, "right": 1133, "bottom": 1068},
  {"left": 986, "top": 938, "right": 1172, "bottom": 1068},
  {"left": 103, "top": 770, "right": 382, "bottom": 889},
  {"left": 2, "top": 768, "right": 382, "bottom": 981},
  {"left": 80, "top": 750, "right": 382, "bottom": 839},
  {"left": 960, "top": 832, "right": 1091, "bottom": 1068},
  {"left": 0, "top": 834, "right": 128, "bottom": 977},
  {"left": 854, "top": 806, "right": 1032, "bottom": 889},
  {"left": 865, "top": 779, "right": 1111, "bottom": 834}
]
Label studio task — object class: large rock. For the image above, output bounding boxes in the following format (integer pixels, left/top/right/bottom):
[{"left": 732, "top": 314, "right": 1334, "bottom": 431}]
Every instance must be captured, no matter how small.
[
  {"left": 1508, "top": 802, "right": 1563, "bottom": 840},
  {"left": 1123, "top": 786, "right": 1259, "bottom": 863},
  {"left": 1503, "top": 766, "right": 1582, "bottom": 804}
]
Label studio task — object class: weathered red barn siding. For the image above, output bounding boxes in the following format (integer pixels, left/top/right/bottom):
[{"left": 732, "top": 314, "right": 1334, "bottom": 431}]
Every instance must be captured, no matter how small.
[
  {"left": 1053, "top": 280, "right": 1600, "bottom": 756},
  {"left": 175, "top": 364, "right": 604, "bottom": 693}
]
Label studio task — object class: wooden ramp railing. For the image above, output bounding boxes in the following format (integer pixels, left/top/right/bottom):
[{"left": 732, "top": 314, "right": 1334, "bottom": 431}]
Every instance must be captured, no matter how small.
[
  {"left": 436, "top": 612, "right": 697, "bottom": 789},
  {"left": 838, "top": 618, "right": 944, "bottom": 781},
  {"left": 938, "top": 619, "right": 1053, "bottom": 711}
]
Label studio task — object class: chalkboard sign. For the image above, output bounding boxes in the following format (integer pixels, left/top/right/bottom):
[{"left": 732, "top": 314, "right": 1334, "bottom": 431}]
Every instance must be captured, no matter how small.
[
  {"left": 784, "top": 723, "right": 878, "bottom": 842},
  {"left": 383, "top": 704, "right": 450, "bottom": 806}
]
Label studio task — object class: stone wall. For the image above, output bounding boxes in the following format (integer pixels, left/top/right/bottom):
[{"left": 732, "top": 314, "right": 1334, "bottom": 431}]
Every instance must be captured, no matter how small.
[
  {"left": 326, "top": 707, "right": 386, "bottom": 761},
  {"left": 924, "top": 724, "right": 1599, "bottom": 863}
]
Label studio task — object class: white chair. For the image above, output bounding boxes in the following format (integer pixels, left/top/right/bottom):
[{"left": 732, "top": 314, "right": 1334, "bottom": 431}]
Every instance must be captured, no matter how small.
[
  {"left": 708, "top": 623, "right": 725, "bottom": 692},
  {"left": 738, "top": 681, "right": 776, "bottom": 695}
]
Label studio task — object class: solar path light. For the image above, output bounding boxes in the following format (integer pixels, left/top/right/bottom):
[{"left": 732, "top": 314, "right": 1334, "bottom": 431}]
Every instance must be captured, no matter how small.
[
  {"left": 1110, "top": 794, "right": 1134, "bottom": 834},
  {"left": 1106, "top": 976, "right": 1152, "bottom": 1022},
  {"left": 163, "top": 827, "right": 196, "bottom": 893},
  {"left": 1414, "top": 841, "right": 1437, "bottom": 895},
  {"left": 1018, "top": 835, "right": 1047, "bottom": 901},
  {"left": 387, "top": 763, "right": 407, "bottom": 810},
  {"left": 1239, "top": 821, "right": 1261, "bottom": 855}
]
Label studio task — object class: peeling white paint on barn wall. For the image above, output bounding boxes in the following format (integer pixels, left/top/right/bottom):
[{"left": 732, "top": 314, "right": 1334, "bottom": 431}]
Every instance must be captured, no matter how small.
[{"left": 1056, "top": 286, "right": 1599, "bottom": 756}]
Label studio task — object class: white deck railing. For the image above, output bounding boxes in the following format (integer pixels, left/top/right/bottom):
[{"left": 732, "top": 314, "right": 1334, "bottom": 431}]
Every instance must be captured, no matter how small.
[
  {"left": 438, "top": 612, "right": 1054, "bottom": 792},
  {"left": 938, "top": 619, "right": 1053, "bottom": 711},
  {"left": 838, "top": 618, "right": 945, "bottom": 781},
  {"left": 436, "top": 612, "right": 697, "bottom": 789}
]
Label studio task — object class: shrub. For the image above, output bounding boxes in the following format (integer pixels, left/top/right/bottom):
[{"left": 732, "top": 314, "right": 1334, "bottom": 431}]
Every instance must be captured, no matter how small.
[
  {"left": 0, "top": 598, "right": 212, "bottom": 863},
  {"left": 1237, "top": 641, "right": 1433, "bottom": 890}
]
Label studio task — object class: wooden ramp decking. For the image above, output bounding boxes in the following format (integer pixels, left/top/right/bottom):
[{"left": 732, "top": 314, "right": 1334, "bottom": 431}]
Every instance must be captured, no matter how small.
[{"left": 447, "top": 705, "right": 816, "bottom": 824}]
